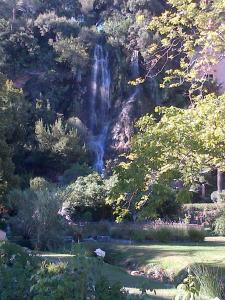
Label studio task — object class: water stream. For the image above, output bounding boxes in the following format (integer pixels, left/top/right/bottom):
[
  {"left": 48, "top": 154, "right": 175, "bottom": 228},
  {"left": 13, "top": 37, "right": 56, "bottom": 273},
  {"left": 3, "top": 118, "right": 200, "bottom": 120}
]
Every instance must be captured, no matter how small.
[
  {"left": 111, "top": 50, "right": 141, "bottom": 151},
  {"left": 89, "top": 44, "right": 111, "bottom": 173}
]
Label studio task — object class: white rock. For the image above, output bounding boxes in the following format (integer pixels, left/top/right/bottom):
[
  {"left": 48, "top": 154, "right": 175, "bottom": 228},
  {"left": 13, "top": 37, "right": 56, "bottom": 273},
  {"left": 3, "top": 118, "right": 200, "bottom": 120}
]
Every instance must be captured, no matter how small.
[{"left": 0, "top": 230, "right": 7, "bottom": 241}]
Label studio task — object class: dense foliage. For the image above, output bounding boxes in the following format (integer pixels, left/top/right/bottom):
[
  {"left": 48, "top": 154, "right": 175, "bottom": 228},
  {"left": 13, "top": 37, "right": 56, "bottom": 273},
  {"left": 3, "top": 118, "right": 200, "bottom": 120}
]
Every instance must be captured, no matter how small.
[
  {"left": 1, "top": 1, "right": 225, "bottom": 298},
  {"left": 110, "top": 93, "right": 225, "bottom": 220},
  {"left": 0, "top": 241, "right": 129, "bottom": 300},
  {"left": 0, "top": 0, "right": 225, "bottom": 235}
]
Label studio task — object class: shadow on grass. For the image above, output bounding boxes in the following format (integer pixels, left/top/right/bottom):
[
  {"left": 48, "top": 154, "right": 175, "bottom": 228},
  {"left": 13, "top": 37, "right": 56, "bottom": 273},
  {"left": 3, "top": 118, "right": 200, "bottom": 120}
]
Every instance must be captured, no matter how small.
[{"left": 40, "top": 239, "right": 225, "bottom": 300}]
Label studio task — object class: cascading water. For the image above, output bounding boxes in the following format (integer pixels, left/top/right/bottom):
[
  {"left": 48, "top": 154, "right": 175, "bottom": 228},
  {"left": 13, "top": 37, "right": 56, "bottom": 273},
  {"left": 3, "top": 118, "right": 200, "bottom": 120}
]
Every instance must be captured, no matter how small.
[
  {"left": 111, "top": 50, "right": 141, "bottom": 151},
  {"left": 89, "top": 44, "right": 111, "bottom": 173}
]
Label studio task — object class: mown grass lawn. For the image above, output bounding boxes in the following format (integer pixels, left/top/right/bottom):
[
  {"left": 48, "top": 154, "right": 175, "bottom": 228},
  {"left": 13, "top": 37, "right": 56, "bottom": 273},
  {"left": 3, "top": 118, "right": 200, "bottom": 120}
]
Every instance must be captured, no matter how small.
[
  {"left": 93, "top": 237, "right": 225, "bottom": 275},
  {"left": 40, "top": 237, "right": 225, "bottom": 300}
]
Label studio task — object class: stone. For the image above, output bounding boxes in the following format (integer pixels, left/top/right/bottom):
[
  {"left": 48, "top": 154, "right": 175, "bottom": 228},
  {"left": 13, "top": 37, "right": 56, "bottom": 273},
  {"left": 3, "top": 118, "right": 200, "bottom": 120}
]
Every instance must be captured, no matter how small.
[{"left": 0, "top": 230, "right": 7, "bottom": 241}]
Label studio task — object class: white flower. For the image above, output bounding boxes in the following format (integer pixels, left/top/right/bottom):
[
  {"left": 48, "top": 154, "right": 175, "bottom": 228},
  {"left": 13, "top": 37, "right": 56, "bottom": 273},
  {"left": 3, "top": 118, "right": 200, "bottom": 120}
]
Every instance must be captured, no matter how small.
[
  {"left": 212, "top": 298, "right": 221, "bottom": 300},
  {"left": 94, "top": 248, "right": 105, "bottom": 258}
]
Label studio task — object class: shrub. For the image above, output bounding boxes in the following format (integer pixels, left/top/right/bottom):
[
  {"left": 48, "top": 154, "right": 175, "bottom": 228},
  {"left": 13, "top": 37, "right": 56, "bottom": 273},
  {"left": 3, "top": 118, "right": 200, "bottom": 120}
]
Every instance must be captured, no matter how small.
[
  {"left": 192, "top": 265, "right": 225, "bottom": 299},
  {"left": 214, "top": 214, "right": 225, "bottom": 236},
  {"left": 95, "top": 277, "right": 127, "bottom": 300},
  {"left": 31, "top": 262, "right": 89, "bottom": 300},
  {"left": 30, "top": 177, "right": 52, "bottom": 191},
  {"left": 154, "top": 228, "right": 172, "bottom": 243},
  {"left": 175, "top": 273, "right": 200, "bottom": 300},
  {"left": 31, "top": 257, "right": 129, "bottom": 300},
  {"left": 176, "top": 189, "right": 193, "bottom": 204},
  {"left": 188, "top": 228, "right": 205, "bottom": 242},
  {"left": 181, "top": 203, "right": 225, "bottom": 226},
  {"left": 211, "top": 190, "right": 225, "bottom": 202},
  {"left": 143, "top": 228, "right": 154, "bottom": 241},
  {"left": 110, "top": 225, "right": 132, "bottom": 240},
  {"left": 0, "top": 242, "right": 129, "bottom": 300},
  {"left": 61, "top": 163, "right": 92, "bottom": 185},
  {"left": 63, "top": 173, "right": 115, "bottom": 221},
  {"left": 8, "top": 187, "right": 66, "bottom": 250},
  {"left": 130, "top": 229, "right": 146, "bottom": 242},
  {"left": 0, "top": 242, "right": 39, "bottom": 300},
  {"left": 73, "top": 221, "right": 110, "bottom": 238}
]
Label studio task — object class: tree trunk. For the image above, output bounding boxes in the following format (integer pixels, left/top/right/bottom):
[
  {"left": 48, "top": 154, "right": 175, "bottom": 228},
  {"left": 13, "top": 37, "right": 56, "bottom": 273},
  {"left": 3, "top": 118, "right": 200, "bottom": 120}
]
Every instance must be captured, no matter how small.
[{"left": 217, "top": 169, "right": 223, "bottom": 193}]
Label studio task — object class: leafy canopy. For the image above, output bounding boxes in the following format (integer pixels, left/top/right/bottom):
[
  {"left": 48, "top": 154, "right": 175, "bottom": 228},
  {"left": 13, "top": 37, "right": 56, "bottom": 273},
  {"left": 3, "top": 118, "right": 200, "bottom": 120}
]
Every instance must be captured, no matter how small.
[
  {"left": 146, "top": 0, "right": 225, "bottom": 94},
  {"left": 110, "top": 93, "right": 225, "bottom": 220}
]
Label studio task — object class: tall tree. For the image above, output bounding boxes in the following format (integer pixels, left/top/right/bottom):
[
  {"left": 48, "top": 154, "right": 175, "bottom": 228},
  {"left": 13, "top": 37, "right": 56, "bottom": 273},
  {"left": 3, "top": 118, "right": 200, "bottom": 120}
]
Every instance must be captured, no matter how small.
[{"left": 110, "top": 93, "right": 225, "bottom": 220}]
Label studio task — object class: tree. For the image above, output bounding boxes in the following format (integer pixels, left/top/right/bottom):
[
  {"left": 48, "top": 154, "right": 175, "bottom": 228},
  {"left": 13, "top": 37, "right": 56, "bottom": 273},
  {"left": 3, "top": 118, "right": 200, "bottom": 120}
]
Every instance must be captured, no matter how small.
[
  {"left": 110, "top": 93, "right": 225, "bottom": 220},
  {"left": 50, "top": 36, "right": 89, "bottom": 75},
  {"left": 145, "top": 0, "right": 225, "bottom": 96},
  {"left": 8, "top": 178, "right": 66, "bottom": 249},
  {"left": 64, "top": 173, "right": 109, "bottom": 208},
  {"left": 0, "top": 73, "right": 27, "bottom": 203},
  {"left": 103, "top": 13, "right": 133, "bottom": 47},
  {"left": 62, "top": 173, "right": 117, "bottom": 220},
  {"left": 34, "top": 11, "right": 80, "bottom": 37},
  {"left": 126, "top": 0, "right": 164, "bottom": 14},
  {"left": 35, "top": 118, "right": 88, "bottom": 166},
  {"left": 38, "top": 0, "right": 81, "bottom": 18}
]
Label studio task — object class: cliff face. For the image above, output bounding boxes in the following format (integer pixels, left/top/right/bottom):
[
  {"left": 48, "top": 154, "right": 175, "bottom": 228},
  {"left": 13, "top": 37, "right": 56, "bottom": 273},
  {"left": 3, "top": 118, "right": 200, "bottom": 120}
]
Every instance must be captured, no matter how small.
[{"left": 7, "top": 0, "right": 166, "bottom": 174}]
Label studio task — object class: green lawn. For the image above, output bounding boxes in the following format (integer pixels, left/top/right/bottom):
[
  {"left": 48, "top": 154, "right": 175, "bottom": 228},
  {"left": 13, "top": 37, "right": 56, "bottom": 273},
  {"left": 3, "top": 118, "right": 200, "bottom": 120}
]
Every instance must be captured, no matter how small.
[
  {"left": 94, "top": 237, "right": 225, "bottom": 274},
  {"left": 40, "top": 237, "right": 225, "bottom": 300}
]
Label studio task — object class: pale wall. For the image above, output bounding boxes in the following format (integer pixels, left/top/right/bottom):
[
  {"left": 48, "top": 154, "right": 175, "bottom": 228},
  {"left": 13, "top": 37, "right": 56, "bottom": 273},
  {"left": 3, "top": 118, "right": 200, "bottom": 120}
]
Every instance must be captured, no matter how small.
[{"left": 212, "top": 58, "right": 225, "bottom": 93}]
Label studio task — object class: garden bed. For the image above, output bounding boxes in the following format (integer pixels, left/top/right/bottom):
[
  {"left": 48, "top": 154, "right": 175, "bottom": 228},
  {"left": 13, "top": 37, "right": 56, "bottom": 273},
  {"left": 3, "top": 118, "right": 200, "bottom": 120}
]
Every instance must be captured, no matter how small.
[{"left": 69, "top": 221, "right": 205, "bottom": 243}]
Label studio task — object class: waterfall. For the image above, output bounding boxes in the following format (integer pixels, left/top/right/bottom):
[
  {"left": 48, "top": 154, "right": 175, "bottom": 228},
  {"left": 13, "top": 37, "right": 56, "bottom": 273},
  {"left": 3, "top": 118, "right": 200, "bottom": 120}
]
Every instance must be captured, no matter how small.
[
  {"left": 111, "top": 50, "right": 141, "bottom": 151},
  {"left": 89, "top": 44, "right": 111, "bottom": 173},
  {"left": 127, "top": 50, "right": 141, "bottom": 104}
]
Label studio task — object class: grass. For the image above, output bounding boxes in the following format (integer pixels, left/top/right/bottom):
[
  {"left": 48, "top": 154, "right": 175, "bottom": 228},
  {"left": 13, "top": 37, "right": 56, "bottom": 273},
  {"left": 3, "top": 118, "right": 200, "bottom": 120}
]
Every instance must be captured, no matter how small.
[
  {"left": 39, "top": 237, "right": 225, "bottom": 300},
  {"left": 84, "top": 237, "right": 225, "bottom": 276}
]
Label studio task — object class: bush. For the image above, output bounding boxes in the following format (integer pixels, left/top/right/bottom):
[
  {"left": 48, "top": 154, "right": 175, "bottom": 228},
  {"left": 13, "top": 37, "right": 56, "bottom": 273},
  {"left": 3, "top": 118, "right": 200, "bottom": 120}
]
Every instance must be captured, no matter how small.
[
  {"left": 95, "top": 277, "right": 127, "bottom": 300},
  {"left": 192, "top": 265, "right": 225, "bottom": 299},
  {"left": 61, "top": 163, "right": 92, "bottom": 185},
  {"left": 71, "top": 221, "right": 111, "bottom": 239},
  {"left": 63, "top": 173, "right": 115, "bottom": 221},
  {"left": 188, "top": 228, "right": 205, "bottom": 242},
  {"left": 130, "top": 229, "right": 146, "bottom": 242},
  {"left": 175, "top": 265, "right": 225, "bottom": 300},
  {"left": 175, "top": 273, "right": 200, "bottom": 300},
  {"left": 31, "top": 261, "right": 89, "bottom": 300},
  {"left": 0, "top": 242, "right": 129, "bottom": 300},
  {"left": 181, "top": 203, "right": 225, "bottom": 226},
  {"left": 0, "top": 242, "right": 39, "bottom": 300},
  {"left": 139, "top": 184, "right": 181, "bottom": 220},
  {"left": 176, "top": 189, "right": 193, "bottom": 204},
  {"left": 154, "top": 228, "right": 172, "bottom": 243},
  {"left": 31, "top": 257, "right": 129, "bottom": 300},
  {"left": 110, "top": 225, "right": 132, "bottom": 240},
  {"left": 8, "top": 187, "right": 66, "bottom": 250},
  {"left": 214, "top": 214, "right": 225, "bottom": 236},
  {"left": 211, "top": 190, "right": 225, "bottom": 202}
]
